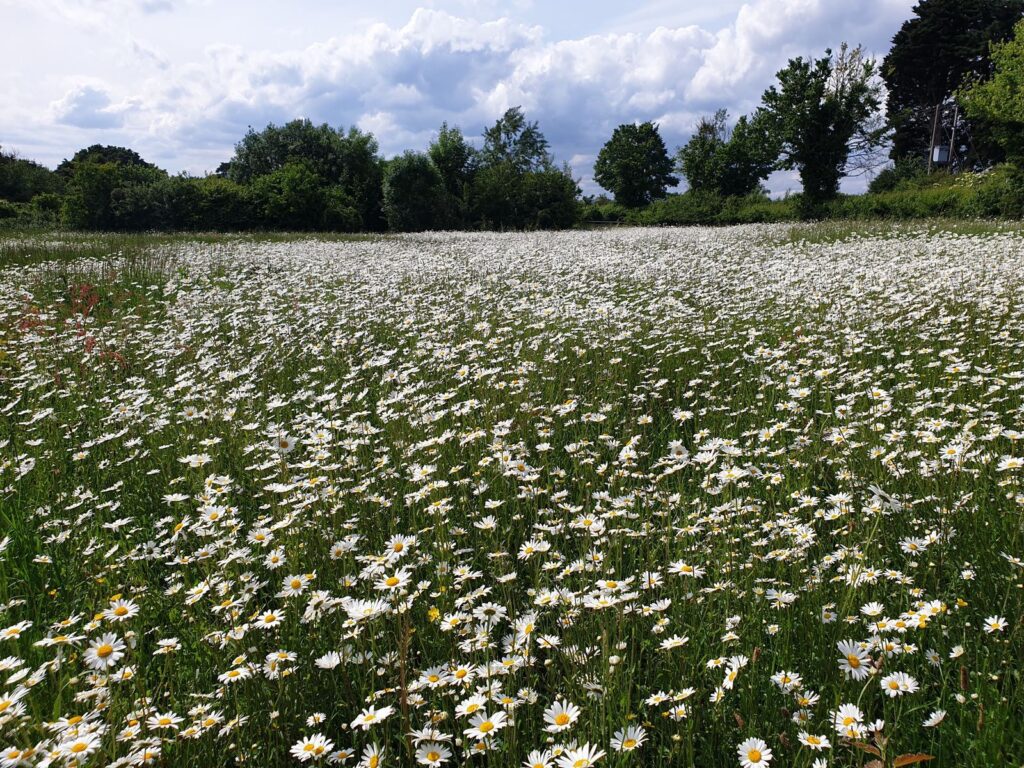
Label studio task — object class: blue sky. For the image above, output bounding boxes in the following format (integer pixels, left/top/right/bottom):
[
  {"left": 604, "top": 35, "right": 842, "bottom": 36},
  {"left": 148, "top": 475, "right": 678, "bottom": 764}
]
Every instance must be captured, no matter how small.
[{"left": 0, "top": 0, "right": 916, "bottom": 195}]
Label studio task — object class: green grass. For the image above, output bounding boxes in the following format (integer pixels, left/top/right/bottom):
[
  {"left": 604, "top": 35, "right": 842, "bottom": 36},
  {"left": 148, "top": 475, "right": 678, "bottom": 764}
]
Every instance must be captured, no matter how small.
[{"left": 0, "top": 225, "right": 1021, "bottom": 768}]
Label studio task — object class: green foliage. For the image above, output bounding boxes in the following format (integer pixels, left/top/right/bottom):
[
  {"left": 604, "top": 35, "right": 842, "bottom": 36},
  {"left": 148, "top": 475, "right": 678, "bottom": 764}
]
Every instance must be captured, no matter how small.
[
  {"left": 478, "top": 107, "right": 553, "bottom": 173},
  {"left": 760, "top": 44, "right": 887, "bottom": 215},
  {"left": 60, "top": 161, "right": 166, "bottom": 230},
  {"left": 250, "top": 161, "right": 360, "bottom": 232},
  {"left": 0, "top": 147, "right": 61, "bottom": 203},
  {"left": 882, "top": 0, "right": 1022, "bottom": 164},
  {"left": 382, "top": 152, "right": 447, "bottom": 232},
  {"left": 960, "top": 19, "right": 1024, "bottom": 165},
  {"left": 226, "top": 120, "right": 384, "bottom": 231},
  {"left": 677, "top": 110, "right": 777, "bottom": 198},
  {"left": 55, "top": 144, "right": 158, "bottom": 178},
  {"left": 867, "top": 156, "right": 929, "bottom": 193},
  {"left": 520, "top": 167, "right": 580, "bottom": 229},
  {"left": 593, "top": 122, "right": 678, "bottom": 207},
  {"left": 429, "top": 123, "right": 476, "bottom": 226}
]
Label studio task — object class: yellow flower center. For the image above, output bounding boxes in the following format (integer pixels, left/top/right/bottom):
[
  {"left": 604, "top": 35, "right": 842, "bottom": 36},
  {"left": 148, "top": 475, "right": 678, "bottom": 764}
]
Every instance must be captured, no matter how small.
[
  {"left": 623, "top": 738, "right": 637, "bottom": 748},
  {"left": 478, "top": 720, "right": 494, "bottom": 733},
  {"left": 386, "top": 576, "right": 400, "bottom": 587},
  {"left": 114, "top": 606, "right": 129, "bottom": 616},
  {"left": 427, "top": 752, "right": 440, "bottom": 762},
  {"left": 554, "top": 713, "right": 570, "bottom": 726},
  {"left": 747, "top": 749, "right": 762, "bottom": 763},
  {"left": 96, "top": 644, "right": 114, "bottom": 658},
  {"left": 847, "top": 655, "right": 861, "bottom": 668},
  {"left": 70, "top": 743, "right": 89, "bottom": 754}
]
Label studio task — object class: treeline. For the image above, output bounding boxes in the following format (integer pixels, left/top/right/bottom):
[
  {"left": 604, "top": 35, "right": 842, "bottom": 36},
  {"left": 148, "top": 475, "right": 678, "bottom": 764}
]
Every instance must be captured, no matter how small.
[
  {"left": 0, "top": 110, "right": 578, "bottom": 232},
  {"left": 2, "top": 0, "right": 1024, "bottom": 232}
]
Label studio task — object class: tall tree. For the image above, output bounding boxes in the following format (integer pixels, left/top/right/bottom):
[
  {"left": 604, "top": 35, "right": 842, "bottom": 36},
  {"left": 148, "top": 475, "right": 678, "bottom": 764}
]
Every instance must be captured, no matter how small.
[
  {"left": 0, "top": 146, "right": 61, "bottom": 202},
  {"left": 882, "top": 0, "right": 1023, "bottom": 167},
  {"left": 593, "top": 122, "right": 678, "bottom": 207},
  {"left": 382, "top": 152, "right": 446, "bottom": 232},
  {"left": 56, "top": 145, "right": 157, "bottom": 178},
  {"left": 225, "top": 120, "right": 384, "bottom": 230},
  {"left": 760, "top": 44, "right": 886, "bottom": 214},
  {"left": 677, "top": 110, "right": 777, "bottom": 197},
  {"left": 478, "top": 107, "right": 553, "bottom": 173},
  {"left": 960, "top": 19, "right": 1024, "bottom": 165},
  {"left": 428, "top": 122, "right": 476, "bottom": 225}
]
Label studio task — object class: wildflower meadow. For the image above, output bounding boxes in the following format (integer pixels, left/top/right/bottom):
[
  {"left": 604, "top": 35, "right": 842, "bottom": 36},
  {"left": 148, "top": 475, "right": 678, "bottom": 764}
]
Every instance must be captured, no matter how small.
[{"left": 0, "top": 224, "right": 1021, "bottom": 767}]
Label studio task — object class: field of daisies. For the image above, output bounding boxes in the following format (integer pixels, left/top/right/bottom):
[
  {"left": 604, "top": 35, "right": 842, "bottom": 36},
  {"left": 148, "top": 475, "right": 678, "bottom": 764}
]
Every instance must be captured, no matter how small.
[{"left": 0, "top": 224, "right": 1022, "bottom": 768}]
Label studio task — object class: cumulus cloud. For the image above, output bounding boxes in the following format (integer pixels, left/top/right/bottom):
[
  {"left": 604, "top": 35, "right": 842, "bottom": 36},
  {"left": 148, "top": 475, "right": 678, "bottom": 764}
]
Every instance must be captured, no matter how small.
[
  {"left": 6, "top": 1, "right": 916, "bottom": 192},
  {"left": 51, "top": 84, "right": 125, "bottom": 129}
]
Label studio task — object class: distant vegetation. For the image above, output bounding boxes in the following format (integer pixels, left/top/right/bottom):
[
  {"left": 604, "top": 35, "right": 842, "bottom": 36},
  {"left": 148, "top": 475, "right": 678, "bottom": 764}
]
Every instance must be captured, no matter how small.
[{"left": 2, "top": 0, "right": 1024, "bottom": 232}]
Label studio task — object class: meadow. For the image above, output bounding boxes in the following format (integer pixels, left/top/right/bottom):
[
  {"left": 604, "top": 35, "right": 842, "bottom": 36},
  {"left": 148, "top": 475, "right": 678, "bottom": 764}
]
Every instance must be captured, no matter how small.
[{"left": 0, "top": 224, "right": 1021, "bottom": 768}]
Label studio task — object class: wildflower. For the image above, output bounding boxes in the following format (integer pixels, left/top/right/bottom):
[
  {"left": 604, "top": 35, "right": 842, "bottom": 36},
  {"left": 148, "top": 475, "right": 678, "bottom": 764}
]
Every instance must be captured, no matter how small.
[
  {"left": 84, "top": 632, "right": 126, "bottom": 670},
  {"left": 543, "top": 699, "right": 580, "bottom": 732},
  {"left": 463, "top": 711, "right": 507, "bottom": 740},
  {"left": 555, "top": 742, "right": 605, "bottom": 768},
  {"left": 610, "top": 725, "right": 647, "bottom": 752},
  {"left": 737, "top": 737, "right": 772, "bottom": 767},
  {"left": 880, "top": 672, "right": 918, "bottom": 697},
  {"left": 351, "top": 705, "right": 395, "bottom": 731},
  {"left": 797, "top": 732, "right": 830, "bottom": 751},
  {"left": 923, "top": 710, "right": 946, "bottom": 727},
  {"left": 291, "top": 734, "right": 334, "bottom": 762},
  {"left": 983, "top": 616, "right": 1007, "bottom": 633},
  {"left": 415, "top": 742, "right": 451, "bottom": 766}
]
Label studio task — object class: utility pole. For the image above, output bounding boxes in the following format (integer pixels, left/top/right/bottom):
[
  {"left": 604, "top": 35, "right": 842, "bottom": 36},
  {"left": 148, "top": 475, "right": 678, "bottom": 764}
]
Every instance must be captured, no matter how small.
[{"left": 927, "top": 102, "right": 941, "bottom": 173}]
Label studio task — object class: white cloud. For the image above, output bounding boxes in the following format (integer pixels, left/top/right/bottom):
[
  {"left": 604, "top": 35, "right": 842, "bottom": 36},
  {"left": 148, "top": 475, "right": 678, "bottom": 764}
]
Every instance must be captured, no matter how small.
[
  {"left": 51, "top": 84, "right": 125, "bottom": 129},
  {"left": 3, "top": 1, "right": 917, "bottom": 193}
]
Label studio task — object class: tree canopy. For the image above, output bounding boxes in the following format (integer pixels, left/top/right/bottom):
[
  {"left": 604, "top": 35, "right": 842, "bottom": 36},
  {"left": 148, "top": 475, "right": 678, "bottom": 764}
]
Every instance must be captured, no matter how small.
[
  {"left": 760, "top": 44, "right": 886, "bottom": 212},
  {"left": 882, "top": 0, "right": 1023, "bottom": 165},
  {"left": 676, "top": 111, "right": 776, "bottom": 198},
  {"left": 594, "top": 122, "right": 678, "bottom": 207}
]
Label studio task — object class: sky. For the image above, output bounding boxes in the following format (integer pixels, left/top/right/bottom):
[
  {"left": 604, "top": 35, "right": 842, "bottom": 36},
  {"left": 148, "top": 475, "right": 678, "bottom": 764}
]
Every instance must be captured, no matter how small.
[{"left": 0, "top": 0, "right": 917, "bottom": 196}]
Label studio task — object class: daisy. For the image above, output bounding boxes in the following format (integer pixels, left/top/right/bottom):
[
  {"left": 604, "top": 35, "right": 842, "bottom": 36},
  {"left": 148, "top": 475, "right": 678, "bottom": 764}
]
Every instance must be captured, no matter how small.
[
  {"left": 797, "top": 732, "right": 830, "bottom": 751},
  {"left": 463, "top": 711, "right": 507, "bottom": 740},
  {"left": 351, "top": 705, "right": 395, "bottom": 731},
  {"left": 103, "top": 598, "right": 140, "bottom": 623},
  {"left": 146, "top": 712, "right": 183, "bottom": 730},
  {"left": 737, "top": 737, "right": 772, "bottom": 767},
  {"left": 358, "top": 743, "right": 384, "bottom": 768},
  {"left": 837, "top": 640, "right": 871, "bottom": 680},
  {"left": 922, "top": 709, "right": 946, "bottom": 728},
  {"left": 59, "top": 733, "right": 101, "bottom": 760},
  {"left": 523, "top": 750, "right": 554, "bottom": 768},
  {"left": 415, "top": 742, "right": 451, "bottom": 766},
  {"left": 555, "top": 742, "right": 605, "bottom": 768},
  {"left": 880, "top": 672, "right": 918, "bottom": 697},
  {"left": 543, "top": 699, "right": 580, "bottom": 732},
  {"left": 983, "top": 616, "right": 1008, "bottom": 634},
  {"left": 290, "top": 734, "right": 334, "bottom": 762},
  {"left": 83, "top": 633, "right": 126, "bottom": 670},
  {"left": 610, "top": 725, "right": 647, "bottom": 752}
]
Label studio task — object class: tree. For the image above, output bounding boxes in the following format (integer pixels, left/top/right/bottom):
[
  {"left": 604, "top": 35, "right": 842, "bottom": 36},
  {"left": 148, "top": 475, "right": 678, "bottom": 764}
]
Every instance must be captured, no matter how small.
[
  {"left": 520, "top": 167, "right": 580, "bottom": 229},
  {"left": 882, "top": 0, "right": 1023, "bottom": 166},
  {"left": 226, "top": 119, "right": 346, "bottom": 184},
  {"left": 677, "top": 110, "right": 776, "bottom": 197},
  {"left": 760, "top": 44, "right": 886, "bottom": 214},
  {"left": 250, "top": 161, "right": 357, "bottom": 231},
  {"left": 225, "top": 120, "right": 384, "bottom": 231},
  {"left": 593, "top": 122, "right": 678, "bottom": 207},
  {"left": 960, "top": 19, "right": 1024, "bottom": 165},
  {"left": 382, "top": 152, "right": 446, "bottom": 232},
  {"left": 56, "top": 145, "right": 157, "bottom": 178},
  {"left": 0, "top": 146, "right": 61, "bottom": 203},
  {"left": 428, "top": 122, "right": 476, "bottom": 225},
  {"left": 61, "top": 161, "right": 165, "bottom": 230},
  {"left": 478, "top": 107, "right": 553, "bottom": 173}
]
